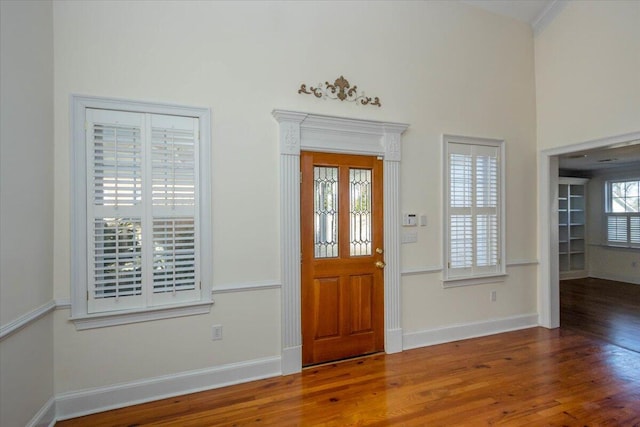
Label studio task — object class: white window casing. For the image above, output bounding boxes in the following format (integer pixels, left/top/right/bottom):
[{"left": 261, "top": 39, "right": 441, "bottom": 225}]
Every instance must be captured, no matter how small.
[
  {"left": 605, "top": 179, "right": 640, "bottom": 248},
  {"left": 71, "top": 95, "right": 212, "bottom": 329},
  {"left": 442, "top": 134, "right": 506, "bottom": 287}
]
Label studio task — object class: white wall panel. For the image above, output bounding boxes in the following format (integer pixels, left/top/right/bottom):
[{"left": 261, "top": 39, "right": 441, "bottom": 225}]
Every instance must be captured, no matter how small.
[
  {"left": 51, "top": 0, "right": 538, "bottom": 395},
  {"left": 535, "top": 1, "right": 640, "bottom": 149},
  {"left": 0, "top": 1, "right": 55, "bottom": 425}
]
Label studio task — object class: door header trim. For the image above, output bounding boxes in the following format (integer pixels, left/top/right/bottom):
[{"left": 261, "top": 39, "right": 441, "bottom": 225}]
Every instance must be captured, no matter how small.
[{"left": 273, "top": 109, "right": 409, "bottom": 160}]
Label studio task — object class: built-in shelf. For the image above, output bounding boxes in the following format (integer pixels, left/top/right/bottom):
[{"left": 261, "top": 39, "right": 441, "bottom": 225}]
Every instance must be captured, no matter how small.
[{"left": 559, "top": 177, "right": 588, "bottom": 279}]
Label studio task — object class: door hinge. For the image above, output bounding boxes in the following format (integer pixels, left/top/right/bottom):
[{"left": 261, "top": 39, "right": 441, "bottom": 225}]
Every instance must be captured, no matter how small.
[
  {"left": 86, "top": 291, "right": 89, "bottom": 301},
  {"left": 199, "top": 281, "right": 202, "bottom": 290},
  {"left": 447, "top": 261, "right": 450, "bottom": 269},
  {"left": 300, "top": 171, "right": 303, "bottom": 184}
]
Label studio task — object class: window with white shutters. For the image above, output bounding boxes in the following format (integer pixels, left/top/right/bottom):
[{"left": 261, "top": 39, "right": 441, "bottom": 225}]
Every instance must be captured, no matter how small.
[
  {"left": 606, "top": 179, "right": 640, "bottom": 248},
  {"left": 72, "top": 96, "right": 212, "bottom": 326},
  {"left": 443, "top": 135, "right": 505, "bottom": 284}
]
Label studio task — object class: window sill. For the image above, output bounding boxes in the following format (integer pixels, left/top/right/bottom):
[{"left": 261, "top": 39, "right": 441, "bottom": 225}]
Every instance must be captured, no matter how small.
[
  {"left": 442, "top": 273, "right": 507, "bottom": 288},
  {"left": 589, "top": 243, "right": 640, "bottom": 251},
  {"left": 70, "top": 300, "right": 213, "bottom": 330}
]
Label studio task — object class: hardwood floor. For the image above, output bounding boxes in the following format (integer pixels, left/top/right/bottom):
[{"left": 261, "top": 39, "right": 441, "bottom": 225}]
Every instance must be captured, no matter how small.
[
  {"left": 561, "top": 277, "right": 640, "bottom": 354},
  {"left": 57, "top": 327, "right": 640, "bottom": 426}
]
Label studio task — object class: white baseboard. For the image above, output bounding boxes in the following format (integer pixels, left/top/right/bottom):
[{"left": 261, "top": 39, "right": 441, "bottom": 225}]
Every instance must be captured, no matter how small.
[
  {"left": 26, "top": 396, "right": 56, "bottom": 427},
  {"left": 38, "top": 313, "right": 540, "bottom": 423},
  {"left": 589, "top": 271, "right": 640, "bottom": 285},
  {"left": 55, "top": 356, "right": 281, "bottom": 421},
  {"left": 559, "top": 270, "right": 588, "bottom": 280},
  {"left": 402, "top": 313, "right": 539, "bottom": 351}
]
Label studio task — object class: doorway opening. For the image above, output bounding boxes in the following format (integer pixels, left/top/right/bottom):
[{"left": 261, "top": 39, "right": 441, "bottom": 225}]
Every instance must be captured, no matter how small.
[{"left": 538, "top": 131, "right": 640, "bottom": 333}]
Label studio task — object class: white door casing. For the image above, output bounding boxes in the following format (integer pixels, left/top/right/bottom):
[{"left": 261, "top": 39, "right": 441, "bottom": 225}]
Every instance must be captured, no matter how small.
[
  {"left": 273, "top": 110, "right": 409, "bottom": 374},
  {"left": 537, "top": 130, "right": 640, "bottom": 329}
]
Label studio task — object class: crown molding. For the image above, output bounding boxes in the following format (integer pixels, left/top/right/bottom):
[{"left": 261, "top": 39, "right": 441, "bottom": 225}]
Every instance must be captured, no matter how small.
[{"left": 533, "top": 0, "right": 569, "bottom": 37}]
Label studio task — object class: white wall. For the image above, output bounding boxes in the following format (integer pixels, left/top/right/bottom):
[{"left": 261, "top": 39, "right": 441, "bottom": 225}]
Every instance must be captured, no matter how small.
[
  {"left": 587, "top": 168, "right": 640, "bottom": 284},
  {"left": 51, "top": 0, "right": 537, "bottom": 409},
  {"left": 0, "top": 1, "right": 55, "bottom": 426},
  {"left": 535, "top": 1, "right": 640, "bottom": 326},
  {"left": 535, "top": 0, "right": 640, "bottom": 150}
]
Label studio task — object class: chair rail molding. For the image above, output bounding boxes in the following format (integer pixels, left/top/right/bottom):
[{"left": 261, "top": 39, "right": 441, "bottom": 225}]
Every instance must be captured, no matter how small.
[
  {"left": 273, "top": 109, "right": 409, "bottom": 375},
  {"left": 0, "top": 300, "right": 56, "bottom": 341}
]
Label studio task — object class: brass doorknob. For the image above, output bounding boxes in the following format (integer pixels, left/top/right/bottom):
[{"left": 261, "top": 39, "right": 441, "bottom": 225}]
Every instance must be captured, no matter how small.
[
  {"left": 376, "top": 248, "right": 384, "bottom": 254},
  {"left": 375, "top": 261, "right": 386, "bottom": 269}
]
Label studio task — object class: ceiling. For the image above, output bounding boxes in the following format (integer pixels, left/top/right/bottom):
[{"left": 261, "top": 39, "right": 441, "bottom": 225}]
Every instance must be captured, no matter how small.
[{"left": 558, "top": 140, "right": 640, "bottom": 172}]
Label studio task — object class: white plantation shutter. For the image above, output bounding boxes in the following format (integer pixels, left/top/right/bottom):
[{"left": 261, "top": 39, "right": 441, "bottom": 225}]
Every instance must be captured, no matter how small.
[
  {"left": 87, "top": 109, "right": 145, "bottom": 312},
  {"left": 631, "top": 216, "right": 640, "bottom": 245},
  {"left": 607, "top": 215, "right": 627, "bottom": 244},
  {"left": 85, "top": 109, "right": 200, "bottom": 313},
  {"left": 450, "top": 153, "right": 472, "bottom": 208},
  {"left": 607, "top": 214, "right": 640, "bottom": 247},
  {"left": 445, "top": 138, "right": 503, "bottom": 280},
  {"left": 476, "top": 214, "right": 498, "bottom": 267},
  {"left": 450, "top": 214, "right": 473, "bottom": 270},
  {"left": 475, "top": 151, "right": 498, "bottom": 268},
  {"left": 93, "top": 122, "right": 143, "bottom": 206},
  {"left": 93, "top": 218, "right": 143, "bottom": 299},
  {"left": 151, "top": 116, "right": 197, "bottom": 208},
  {"left": 149, "top": 114, "right": 199, "bottom": 305},
  {"left": 606, "top": 179, "right": 640, "bottom": 248},
  {"left": 153, "top": 219, "right": 196, "bottom": 292},
  {"left": 449, "top": 152, "right": 473, "bottom": 274}
]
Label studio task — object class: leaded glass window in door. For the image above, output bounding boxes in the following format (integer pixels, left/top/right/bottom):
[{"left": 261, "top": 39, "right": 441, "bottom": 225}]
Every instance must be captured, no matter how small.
[
  {"left": 314, "top": 166, "right": 338, "bottom": 258},
  {"left": 350, "top": 168, "right": 372, "bottom": 256}
]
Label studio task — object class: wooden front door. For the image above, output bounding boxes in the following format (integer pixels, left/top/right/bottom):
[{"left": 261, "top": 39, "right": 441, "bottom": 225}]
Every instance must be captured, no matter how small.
[{"left": 301, "top": 151, "right": 385, "bottom": 366}]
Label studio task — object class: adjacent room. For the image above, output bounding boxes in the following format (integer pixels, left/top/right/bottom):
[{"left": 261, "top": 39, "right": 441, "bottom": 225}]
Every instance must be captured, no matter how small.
[
  {"left": 557, "top": 142, "right": 640, "bottom": 353},
  {"left": 1, "top": 0, "right": 638, "bottom": 425}
]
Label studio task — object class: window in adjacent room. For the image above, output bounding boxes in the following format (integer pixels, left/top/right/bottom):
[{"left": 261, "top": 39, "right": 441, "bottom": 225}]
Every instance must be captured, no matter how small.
[
  {"left": 71, "top": 96, "right": 212, "bottom": 328},
  {"left": 443, "top": 135, "right": 506, "bottom": 286},
  {"left": 606, "top": 179, "right": 640, "bottom": 248}
]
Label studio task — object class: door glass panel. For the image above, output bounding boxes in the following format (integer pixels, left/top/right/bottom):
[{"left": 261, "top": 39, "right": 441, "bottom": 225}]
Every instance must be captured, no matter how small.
[
  {"left": 314, "top": 166, "right": 338, "bottom": 258},
  {"left": 350, "top": 168, "right": 372, "bottom": 256}
]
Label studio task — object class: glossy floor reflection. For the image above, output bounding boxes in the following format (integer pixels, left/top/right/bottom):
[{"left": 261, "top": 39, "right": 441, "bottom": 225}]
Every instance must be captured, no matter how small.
[
  {"left": 58, "top": 327, "right": 640, "bottom": 426},
  {"left": 561, "top": 277, "right": 640, "bottom": 354}
]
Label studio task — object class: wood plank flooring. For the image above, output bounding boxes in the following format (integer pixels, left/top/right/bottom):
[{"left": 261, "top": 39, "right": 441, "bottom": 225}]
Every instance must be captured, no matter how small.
[
  {"left": 57, "top": 327, "right": 640, "bottom": 426},
  {"left": 561, "top": 277, "right": 640, "bottom": 353}
]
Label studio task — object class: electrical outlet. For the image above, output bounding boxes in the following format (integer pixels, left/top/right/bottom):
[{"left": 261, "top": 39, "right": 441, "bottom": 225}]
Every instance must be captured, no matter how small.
[
  {"left": 490, "top": 291, "right": 497, "bottom": 302},
  {"left": 212, "top": 325, "right": 223, "bottom": 341}
]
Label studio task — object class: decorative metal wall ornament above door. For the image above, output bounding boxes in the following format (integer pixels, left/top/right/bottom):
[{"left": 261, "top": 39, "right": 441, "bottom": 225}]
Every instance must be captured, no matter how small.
[{"left": 298, "top": 76, "right": 381, "bottom": 107}]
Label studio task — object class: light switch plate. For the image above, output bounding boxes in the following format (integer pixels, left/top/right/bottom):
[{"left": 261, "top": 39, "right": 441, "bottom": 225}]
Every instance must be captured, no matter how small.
[{"left": 402, "top": 231, "right": 418, "bottom": 243}]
